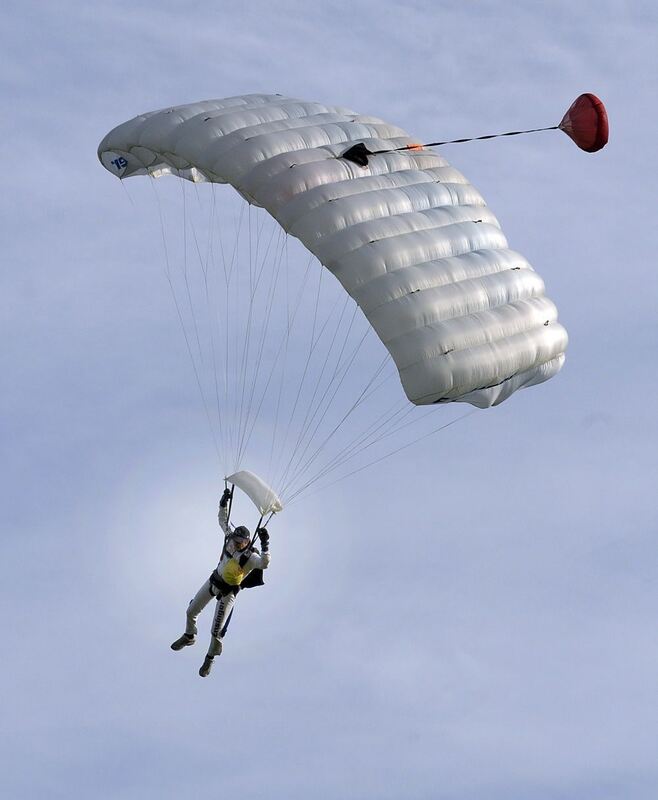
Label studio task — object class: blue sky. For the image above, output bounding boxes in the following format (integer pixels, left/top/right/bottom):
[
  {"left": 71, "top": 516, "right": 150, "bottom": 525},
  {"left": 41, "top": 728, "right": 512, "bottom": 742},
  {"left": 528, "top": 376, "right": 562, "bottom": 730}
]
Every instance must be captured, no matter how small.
[{"left": 2, "top": 2, "right": 657, "bottom": 798}]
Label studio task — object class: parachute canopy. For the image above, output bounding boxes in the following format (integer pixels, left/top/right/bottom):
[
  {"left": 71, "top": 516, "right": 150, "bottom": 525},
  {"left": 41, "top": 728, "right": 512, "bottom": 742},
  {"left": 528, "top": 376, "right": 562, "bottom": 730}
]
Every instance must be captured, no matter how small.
[
  {"left": 559, "top": 93, "right": 609, "bottom": 153},
  {"left": 99, "top": 94, "right": 567, "bottom": 409},
  {"left": 226, "top": 470, "right": 283, "bottom": 516}
]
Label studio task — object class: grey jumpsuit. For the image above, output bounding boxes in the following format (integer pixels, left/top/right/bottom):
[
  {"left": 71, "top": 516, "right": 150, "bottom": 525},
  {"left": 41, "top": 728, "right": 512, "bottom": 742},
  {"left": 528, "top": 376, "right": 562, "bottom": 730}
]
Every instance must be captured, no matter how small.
[{"left": 184, "top": 505, "right": 270, "bottom": 657}]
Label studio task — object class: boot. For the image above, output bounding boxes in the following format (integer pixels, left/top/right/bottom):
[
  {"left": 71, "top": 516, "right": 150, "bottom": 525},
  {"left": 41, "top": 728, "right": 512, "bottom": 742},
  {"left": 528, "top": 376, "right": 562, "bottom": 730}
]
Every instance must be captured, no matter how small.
[
  {"left": 170, "top": 633, "right": 195, "bottom": 651},
  {"left": 199, "top": 656, "right": 214, "bottom": 677},
  {"left": 199, "top": 640, "right": 222, "bottom": 677}
]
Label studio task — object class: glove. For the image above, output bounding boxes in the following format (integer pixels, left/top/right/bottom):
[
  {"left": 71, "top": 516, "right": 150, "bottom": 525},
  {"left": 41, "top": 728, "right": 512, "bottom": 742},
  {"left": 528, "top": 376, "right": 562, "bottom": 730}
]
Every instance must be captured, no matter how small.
[
  {"left": 257, "top": 527, "right": 269, "bottom": 551},
  {"left": 219, "top": 487, "right": 233, "bottom": 508}
]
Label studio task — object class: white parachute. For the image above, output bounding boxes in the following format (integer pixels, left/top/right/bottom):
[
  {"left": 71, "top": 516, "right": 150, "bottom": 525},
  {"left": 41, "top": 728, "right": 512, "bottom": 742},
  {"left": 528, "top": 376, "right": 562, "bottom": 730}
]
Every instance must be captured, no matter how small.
[{"left": 99, "top": 93, "right": 567, "bottom": 502}]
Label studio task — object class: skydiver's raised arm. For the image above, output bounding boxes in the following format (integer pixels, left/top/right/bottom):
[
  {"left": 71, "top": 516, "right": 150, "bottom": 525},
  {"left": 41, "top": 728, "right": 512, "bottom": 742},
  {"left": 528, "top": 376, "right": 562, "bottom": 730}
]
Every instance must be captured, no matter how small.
[
  {"left": 218, "top": 487, "right": 232, "bottom": 535},
  {"left": 218, "top": 505, "right": 230, "bottom": 535},
  {"left": 249, "top": 528, "right": 271, "bottom": 569}
]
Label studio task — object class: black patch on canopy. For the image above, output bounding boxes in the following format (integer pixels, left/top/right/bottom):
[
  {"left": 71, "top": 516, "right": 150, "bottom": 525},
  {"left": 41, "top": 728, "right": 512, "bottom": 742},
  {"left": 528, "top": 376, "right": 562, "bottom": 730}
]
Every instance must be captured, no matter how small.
[{"left": 341, "top": 142, "right": 373, "bottom": 167}]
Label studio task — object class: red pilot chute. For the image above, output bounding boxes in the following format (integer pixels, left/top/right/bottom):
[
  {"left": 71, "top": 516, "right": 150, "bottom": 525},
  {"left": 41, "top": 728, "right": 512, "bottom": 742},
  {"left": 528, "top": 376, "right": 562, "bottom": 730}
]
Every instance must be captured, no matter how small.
[{"left": 558, "top": 93, "right": 609, "bottom": 153}]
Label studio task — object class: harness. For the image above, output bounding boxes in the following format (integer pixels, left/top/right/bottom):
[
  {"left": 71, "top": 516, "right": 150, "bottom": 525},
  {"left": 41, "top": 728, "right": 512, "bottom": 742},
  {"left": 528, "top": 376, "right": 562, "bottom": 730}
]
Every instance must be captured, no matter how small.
[
  {"left": 209, "top": 569, "right": 240, "bottom": 597},
  {"left": 209, "top": 550, "right": 265, "bottom": 595}
]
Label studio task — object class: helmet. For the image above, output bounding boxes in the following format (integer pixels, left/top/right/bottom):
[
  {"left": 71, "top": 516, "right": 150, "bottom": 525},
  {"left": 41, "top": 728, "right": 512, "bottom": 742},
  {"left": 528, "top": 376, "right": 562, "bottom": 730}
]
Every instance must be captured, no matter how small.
[{"left": 228, "top": 526, "right": 251, "bottom": 552}]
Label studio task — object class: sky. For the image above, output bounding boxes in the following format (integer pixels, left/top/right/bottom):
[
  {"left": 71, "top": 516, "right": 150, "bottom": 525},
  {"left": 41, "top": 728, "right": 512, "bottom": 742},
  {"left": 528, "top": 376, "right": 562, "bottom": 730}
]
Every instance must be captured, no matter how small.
[{"left": 2, "top": 1, "right": 657, "bottom": 798}]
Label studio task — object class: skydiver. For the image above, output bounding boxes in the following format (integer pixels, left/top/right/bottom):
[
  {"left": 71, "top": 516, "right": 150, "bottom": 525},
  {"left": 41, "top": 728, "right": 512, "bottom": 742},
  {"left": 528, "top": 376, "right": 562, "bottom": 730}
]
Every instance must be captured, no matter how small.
[{"left": 170, "top": 487, "right": 270, "bottom": 677}]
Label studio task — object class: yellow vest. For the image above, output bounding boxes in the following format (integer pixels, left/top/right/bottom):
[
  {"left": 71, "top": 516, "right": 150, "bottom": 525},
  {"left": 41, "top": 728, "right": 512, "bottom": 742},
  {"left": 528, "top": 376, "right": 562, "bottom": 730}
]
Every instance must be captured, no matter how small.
[{"left": 222, "top": 558, "right": 246, "bottom": 586}]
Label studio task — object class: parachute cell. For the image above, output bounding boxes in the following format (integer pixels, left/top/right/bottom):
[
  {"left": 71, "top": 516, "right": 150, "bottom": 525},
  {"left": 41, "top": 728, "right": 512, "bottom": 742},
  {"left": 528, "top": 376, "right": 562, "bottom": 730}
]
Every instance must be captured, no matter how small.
[
  {"left": 98, "top": 94, "right": 567, "bottom": 409},
  {"left": 559, "top": 93, "right": 609, "bottom": 153}
]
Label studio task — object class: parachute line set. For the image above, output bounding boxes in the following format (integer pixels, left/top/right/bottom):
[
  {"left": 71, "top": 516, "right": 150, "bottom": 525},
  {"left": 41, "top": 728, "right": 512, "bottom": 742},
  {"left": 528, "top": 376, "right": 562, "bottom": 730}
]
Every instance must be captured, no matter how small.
[{"left": 99, "top": 92, "right": 608, "bottom": 508}]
